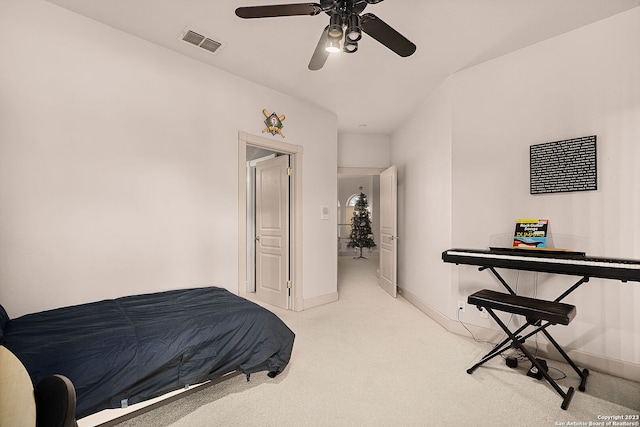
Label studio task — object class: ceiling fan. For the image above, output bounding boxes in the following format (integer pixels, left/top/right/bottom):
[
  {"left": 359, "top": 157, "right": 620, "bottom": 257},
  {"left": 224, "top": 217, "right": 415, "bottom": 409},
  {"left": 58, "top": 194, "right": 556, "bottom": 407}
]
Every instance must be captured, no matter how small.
[{"left": 235, "top": 0, "right": 416, "bottom": 70}]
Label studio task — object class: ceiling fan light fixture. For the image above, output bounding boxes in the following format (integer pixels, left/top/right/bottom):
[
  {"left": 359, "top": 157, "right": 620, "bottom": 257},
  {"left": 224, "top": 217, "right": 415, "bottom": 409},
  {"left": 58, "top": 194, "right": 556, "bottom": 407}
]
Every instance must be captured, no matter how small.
[
  {"left": 328, "top": 12, "right": 343, "bottom": 38},
  {"left": 325, "top": 37, "right": 341, "bottom": 53},
  {"left": 346, "top": 14, "right": 361, "bottom": 42},
  {"left": 344, "top": 40, "right": 358, "bottom": 53}
]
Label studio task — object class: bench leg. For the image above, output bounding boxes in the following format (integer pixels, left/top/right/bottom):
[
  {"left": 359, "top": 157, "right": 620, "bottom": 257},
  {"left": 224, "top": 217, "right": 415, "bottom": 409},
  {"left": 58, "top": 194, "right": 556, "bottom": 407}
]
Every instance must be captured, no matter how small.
[
  {"left": 467, "top": 321, "right": 531, "bottom": 374},
  {"left": 467, "top": 337, "right": 514, "bottom": 374},
  {"left": 540, "top": 329, "right": 589, "bottom": 392},
  {"left": 479, "top": 308, "right": 576, "bottom": 410},
  {"left": 466, "top": 312, "right": 554, "bottom": 374}
]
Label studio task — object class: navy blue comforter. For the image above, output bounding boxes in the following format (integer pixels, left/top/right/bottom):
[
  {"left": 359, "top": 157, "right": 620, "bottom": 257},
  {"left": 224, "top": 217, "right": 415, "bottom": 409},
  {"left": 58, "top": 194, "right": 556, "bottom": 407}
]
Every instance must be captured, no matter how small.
[{"left": 3, "top": 287, "right": 294, "bottom": 418}]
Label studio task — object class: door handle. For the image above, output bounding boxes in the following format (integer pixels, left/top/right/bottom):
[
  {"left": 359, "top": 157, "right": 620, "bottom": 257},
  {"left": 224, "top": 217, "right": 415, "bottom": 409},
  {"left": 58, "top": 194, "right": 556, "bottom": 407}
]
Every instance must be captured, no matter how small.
[{"left": 255, "top": 236, "right": 260, "bottom": 241}]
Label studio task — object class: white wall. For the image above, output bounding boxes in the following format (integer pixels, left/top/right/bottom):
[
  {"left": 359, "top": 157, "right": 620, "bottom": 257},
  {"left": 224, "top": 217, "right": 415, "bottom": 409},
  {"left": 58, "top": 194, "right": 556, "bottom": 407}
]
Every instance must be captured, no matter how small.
[
  {"left": 0, "top": 0, "right": 338, "bottom": 317},
  {"left": 393, "top": 8, "right": 640, "bottom": 376},
  {"left": 392, "top": 82, "right": 454, "bottom": 316},
  {"left": 338, "top": 133, "right": 391, "bottom": 169}
]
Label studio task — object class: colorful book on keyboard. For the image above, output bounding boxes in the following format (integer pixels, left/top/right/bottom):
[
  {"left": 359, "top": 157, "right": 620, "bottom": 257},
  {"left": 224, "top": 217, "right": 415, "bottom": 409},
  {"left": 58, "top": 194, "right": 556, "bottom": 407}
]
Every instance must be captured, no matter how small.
[{"left": 513, "top": 218, "right": 548, "bottom": 248}]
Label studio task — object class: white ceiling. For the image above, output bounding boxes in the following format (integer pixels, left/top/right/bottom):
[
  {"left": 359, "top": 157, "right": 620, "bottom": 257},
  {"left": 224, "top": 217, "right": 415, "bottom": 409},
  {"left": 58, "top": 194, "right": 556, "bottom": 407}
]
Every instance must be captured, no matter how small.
[{"left": 47, "top": 0, "right": 639, "bottom": 134}]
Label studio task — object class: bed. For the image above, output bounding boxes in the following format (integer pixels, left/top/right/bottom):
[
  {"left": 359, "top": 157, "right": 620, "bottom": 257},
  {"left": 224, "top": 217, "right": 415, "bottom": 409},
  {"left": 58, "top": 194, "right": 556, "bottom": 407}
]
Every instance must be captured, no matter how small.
[{"left": 0, "top": 286, "right": 295, "bottom": 418}]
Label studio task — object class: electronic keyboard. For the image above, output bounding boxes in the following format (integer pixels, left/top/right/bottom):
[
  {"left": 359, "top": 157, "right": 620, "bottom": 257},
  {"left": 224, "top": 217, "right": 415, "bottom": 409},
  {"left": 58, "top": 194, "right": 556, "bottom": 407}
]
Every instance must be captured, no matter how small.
[{"left": 442, "top": 248, "right": 640, "bottom": 282}]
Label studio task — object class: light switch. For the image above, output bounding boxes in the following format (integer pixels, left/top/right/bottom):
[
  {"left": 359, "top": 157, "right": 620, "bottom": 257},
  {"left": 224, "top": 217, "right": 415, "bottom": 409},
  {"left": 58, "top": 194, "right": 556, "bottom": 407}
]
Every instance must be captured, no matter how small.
[{"left": 321, "top": 205, "right": 330, "bottom": 220}]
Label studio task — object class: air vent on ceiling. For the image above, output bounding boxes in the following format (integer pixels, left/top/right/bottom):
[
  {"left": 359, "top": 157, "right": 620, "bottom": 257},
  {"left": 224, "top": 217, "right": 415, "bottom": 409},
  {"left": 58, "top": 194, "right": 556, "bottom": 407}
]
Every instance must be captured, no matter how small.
[{"left": 180, "top": 28, "right": 223, "bottom": 55}]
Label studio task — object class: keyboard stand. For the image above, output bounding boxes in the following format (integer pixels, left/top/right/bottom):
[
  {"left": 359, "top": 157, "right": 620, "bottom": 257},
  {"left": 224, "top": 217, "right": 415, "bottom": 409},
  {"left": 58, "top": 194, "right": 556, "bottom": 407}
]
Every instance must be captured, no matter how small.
[
  {"left": 476, "top": 266, "right": 590, "bottom": 392},
  {"left": 467, "top": 289, "right": 581, "bottom": 409},
  {"left": 479, "top": 266, "right": 590, "bottom": 303}
]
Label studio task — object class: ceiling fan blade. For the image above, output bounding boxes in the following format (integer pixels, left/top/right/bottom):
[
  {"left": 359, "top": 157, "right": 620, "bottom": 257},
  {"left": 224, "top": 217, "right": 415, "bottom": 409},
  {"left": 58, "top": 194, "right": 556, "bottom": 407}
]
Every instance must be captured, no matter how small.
[
  {"left": 364, "top": 0, "right": 385, "bottom": 3},
  {"left": 360, "top": 13, "right": 416, "bottom": 57},
  {"left": 308, "top": 26, "right": 330, "bottom": 71},
  {"left": 235, "top": 3, "right": 323, "bottom": 19}
]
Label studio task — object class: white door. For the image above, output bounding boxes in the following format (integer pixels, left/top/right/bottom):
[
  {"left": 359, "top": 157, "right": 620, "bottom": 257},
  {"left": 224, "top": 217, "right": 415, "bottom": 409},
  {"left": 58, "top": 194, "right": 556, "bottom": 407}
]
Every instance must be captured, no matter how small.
[
  {"left": 255, "top": 155, "right": 290, "bottom": 309},
  {"left": 379, "top": 165, "right": 397, "bottom": 297}
]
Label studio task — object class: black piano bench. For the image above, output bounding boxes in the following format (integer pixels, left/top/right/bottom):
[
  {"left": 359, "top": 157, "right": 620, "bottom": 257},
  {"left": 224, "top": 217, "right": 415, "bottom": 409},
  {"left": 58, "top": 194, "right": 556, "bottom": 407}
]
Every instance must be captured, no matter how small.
[{"left": 466, "top": 289, "right": 589, "bottom": 410}]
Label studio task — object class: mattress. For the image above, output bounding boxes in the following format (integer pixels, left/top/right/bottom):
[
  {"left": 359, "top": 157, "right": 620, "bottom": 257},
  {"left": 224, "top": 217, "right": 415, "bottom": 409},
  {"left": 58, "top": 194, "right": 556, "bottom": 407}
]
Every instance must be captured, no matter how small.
[{"left": 2, "top": 286, "right": 294, "bottom": 417}]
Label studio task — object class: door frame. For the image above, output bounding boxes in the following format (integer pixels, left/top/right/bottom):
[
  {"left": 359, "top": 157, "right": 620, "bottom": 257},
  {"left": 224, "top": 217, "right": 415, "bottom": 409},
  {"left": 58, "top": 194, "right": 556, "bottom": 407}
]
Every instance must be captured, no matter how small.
[
  {"left": 238, "top": 131, "right": 304, "bottom": 311},
  {"left": 338, "top": 167, "right": 385, "bottom": 243},
  {"left": 338, "top": 168, "right": 384, "bottom": 256},
  {"left": 338, "top": 167, "right": 396, "bottom": 296}
]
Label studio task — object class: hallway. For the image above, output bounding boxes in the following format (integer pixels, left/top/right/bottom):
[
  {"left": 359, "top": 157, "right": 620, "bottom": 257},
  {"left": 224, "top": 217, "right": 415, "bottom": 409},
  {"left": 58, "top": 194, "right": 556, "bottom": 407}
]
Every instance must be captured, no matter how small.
[{"left": 337, "top": 255, "right": 379, "bottom": 294}]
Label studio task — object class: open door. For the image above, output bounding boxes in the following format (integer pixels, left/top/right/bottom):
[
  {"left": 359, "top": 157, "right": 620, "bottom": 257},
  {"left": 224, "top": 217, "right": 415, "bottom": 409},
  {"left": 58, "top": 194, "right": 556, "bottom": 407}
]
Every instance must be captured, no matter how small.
[
  {"left": 255, "top": 155, "right": 290, "bottom": 309},
  {"left": 379, "top": 165, "right": 397, "bottom": 297}
]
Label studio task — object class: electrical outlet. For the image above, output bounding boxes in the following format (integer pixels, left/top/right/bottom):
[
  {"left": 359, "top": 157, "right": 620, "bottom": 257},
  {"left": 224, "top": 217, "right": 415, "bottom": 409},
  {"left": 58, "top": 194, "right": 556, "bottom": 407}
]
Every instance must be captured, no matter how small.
[
  {"left": 479, "top": 307, "right": 489, "bottom": 319},
  {"left": 457, "top": 301, "right": 465, "bottom": 313}
]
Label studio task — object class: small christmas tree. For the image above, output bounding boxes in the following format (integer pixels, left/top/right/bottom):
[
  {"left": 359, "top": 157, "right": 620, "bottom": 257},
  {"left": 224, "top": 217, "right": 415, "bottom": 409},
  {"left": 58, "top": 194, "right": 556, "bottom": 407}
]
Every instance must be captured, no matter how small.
[{"left": 347, "top": 188, "right": 376, "bottom": 259}]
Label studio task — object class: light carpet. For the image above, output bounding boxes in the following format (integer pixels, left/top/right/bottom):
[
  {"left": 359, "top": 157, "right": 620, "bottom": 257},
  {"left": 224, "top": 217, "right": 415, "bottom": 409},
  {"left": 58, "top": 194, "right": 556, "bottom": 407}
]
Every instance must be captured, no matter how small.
[{"left": 108, "top": 256, "right": 639, "bottom": 426}]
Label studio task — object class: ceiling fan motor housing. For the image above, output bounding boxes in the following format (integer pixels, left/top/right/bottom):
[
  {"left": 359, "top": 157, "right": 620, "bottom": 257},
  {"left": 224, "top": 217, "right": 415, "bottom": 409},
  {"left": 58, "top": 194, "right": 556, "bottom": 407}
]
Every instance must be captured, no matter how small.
[{"left": 321, "top": 0, "right": 368, "bottom": 18}]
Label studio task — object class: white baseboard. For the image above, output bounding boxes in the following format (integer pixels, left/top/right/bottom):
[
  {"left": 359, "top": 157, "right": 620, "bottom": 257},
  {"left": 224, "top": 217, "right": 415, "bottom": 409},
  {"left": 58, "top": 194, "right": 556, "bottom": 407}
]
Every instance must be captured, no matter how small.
[
  {"left": 397, "top": 286, "right": 640, "bottom": 382},
  {"left": 302, "top": 291, "right": 339, "bottom": 310}
]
